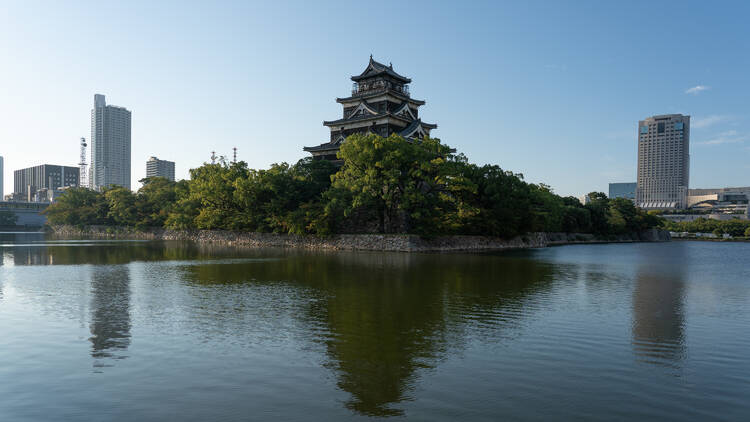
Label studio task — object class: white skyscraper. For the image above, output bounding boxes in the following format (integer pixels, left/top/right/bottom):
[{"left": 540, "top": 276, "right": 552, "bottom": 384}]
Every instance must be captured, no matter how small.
[
  {"left": 90, "top": 94, "right": 132, "bottom": 190},
  {"left": 636, "top": 114, "right": 690, "bottom": 209}
]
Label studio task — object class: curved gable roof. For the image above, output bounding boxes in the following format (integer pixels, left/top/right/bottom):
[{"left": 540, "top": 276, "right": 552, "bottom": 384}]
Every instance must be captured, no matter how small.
[{"left": 351, "top": 56, "right": 411, "bottom": 84}]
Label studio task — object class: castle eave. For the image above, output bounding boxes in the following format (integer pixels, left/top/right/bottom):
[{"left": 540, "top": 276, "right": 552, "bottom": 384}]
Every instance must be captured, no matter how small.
[
  {"left": 323, "top": 113, "right": 412, "bottom": 127},
  {"left": 336, "top": 89, "right": 425, "bottom": 105}
]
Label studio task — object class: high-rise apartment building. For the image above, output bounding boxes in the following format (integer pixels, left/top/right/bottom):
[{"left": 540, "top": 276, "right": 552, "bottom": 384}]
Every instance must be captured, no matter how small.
[
  {"left": 636, "top": 114, "right": 690, "bottom": 209},
  {"left": 90, "top": 94, "right": 132, "bottom": 190},
  {"left": 13, "top": 164, "right": 80, "bottom": 199},
  {"left": 146, "top": 156, "right": 175, "bottom": 181}
]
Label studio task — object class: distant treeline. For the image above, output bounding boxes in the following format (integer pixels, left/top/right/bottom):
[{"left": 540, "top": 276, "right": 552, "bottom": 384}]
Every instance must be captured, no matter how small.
[
  {"left": 663, "top": 218, "right": 750, "bottom": 237},
  {"left": 44, "top": 134, "right": 661, "bottom": 238}
]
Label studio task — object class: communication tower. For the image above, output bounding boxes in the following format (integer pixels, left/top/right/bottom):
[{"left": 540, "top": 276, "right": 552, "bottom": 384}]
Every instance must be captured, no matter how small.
[
  {"left": 79, "top": 137, "right": 88, "bottom": 187},
  {"left": 233, "top": 147, "right": 237, "bottom": 164}
]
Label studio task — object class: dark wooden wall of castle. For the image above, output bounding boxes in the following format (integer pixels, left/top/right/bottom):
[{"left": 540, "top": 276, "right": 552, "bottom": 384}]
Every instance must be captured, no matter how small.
[
  {"left": 330, "top": 123, "right": 408, "bottom": 141},
  {"left": 342, "top": 101, "right": 418, "bottom": 118}
]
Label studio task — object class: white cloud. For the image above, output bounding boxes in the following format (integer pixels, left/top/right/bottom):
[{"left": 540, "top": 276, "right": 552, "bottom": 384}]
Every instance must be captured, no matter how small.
[
  {"left": 692, "top": 114, "right": 733, "bottom": 129},
  {"left": 696, "top": 130, "right": 748, "bottom": 146},
  {"left": 685, "top": 85, "right": 710, "bottom": 95}
]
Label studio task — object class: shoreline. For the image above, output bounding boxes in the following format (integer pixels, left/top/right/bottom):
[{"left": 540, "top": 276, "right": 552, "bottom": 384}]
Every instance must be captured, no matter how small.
[
  {"left": 47, "top": 225, "right": 671, "bottom": 253},
  {"left": 671, "top": 237, "right": 750, "bottom": 243}
]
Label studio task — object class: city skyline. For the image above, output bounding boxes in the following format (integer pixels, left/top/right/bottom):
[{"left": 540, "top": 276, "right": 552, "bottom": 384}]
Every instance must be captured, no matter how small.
[{"left": 1, "top": 1, "right": 749, "bottom": 196}]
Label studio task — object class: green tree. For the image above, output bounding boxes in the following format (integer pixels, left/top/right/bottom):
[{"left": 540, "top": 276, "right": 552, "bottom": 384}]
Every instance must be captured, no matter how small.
[
  {"left": 186, "top": 161, "right": 250, "bottom": 229},
  {"left": 528, "top": 184, "right": 564, "bottom": 232},
  {"left": 105, "top": 187, "right": 138, "bottom": 226},
  {"left": 457, "top": 164, "right": 530, "bottom": 237},
  {"left": 332, "top": 134, "right": 467, "bottom": 235},
  {"left": 165, "top": 180, "right": 199, "bottom": 230},
  {"left": 233, "top": 159, "right": 335, "bottom": 233},
  {"left": 135, "top": 177, "right": 178, "bottom": 229},
  {"left": 43, "top": 187, "right": 110, "bottom": 226},
  {"left": 584, "top": 192, "right": 610, "bottom": 235}
]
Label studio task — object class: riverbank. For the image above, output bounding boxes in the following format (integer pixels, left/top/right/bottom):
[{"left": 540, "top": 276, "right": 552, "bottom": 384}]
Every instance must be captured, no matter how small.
[
  {"left": 48, "top": 225, "right": 670, "bottom": 252},
  {"left": 671, "top": 236, "right": 750, "bottom": 242}
]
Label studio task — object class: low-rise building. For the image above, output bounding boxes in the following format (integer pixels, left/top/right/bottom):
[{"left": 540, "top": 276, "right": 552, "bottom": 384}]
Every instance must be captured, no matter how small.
[
  {"left": 14, "top": 164, "right": 80, "bottom": 200},
  {"left": 685, "top": 186, "right": 749, "bottom": 218},
  {"left": 609, "top": 182, "right": 636, "bottom": 200}
]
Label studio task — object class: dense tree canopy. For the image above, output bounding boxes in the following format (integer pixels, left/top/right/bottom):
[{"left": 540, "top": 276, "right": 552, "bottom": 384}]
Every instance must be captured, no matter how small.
[
  {"left": 663, "top": 217, "right": 750, "bottom": 237},
  {"left": 45, "top": 134, "right": 662, "bottom": 237}
]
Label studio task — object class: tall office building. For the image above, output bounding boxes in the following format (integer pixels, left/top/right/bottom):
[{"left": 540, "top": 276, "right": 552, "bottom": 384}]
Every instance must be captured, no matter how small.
[
  {"left": 90, "top": 94, "right": 132, "bottom": 190},
  {"left": 14, "top": 164, "right": 80, "bottom": 198},
  {"left": 146, "top": 156, "right": 175, "bottom": 181},
  {"left": 0, "top": 155, "right": 4, "bottom": 200},
  {"left": 636, "top": 114, "right": 690, "bottom": 209}
]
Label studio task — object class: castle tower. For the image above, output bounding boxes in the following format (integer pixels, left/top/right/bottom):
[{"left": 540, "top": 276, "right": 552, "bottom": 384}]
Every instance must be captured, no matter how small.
[{"left": 303, "top": 56, "right": 437, "bottom": 161}]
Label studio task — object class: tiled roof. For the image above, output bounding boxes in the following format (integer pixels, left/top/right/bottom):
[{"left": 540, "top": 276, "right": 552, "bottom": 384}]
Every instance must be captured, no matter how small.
[{"left": 351, "top": 56, "right": 411, "bottom": 83}]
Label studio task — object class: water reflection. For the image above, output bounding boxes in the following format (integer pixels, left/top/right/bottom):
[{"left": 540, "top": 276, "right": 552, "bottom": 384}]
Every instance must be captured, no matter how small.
[
  {"left": 89, "top": 265, "right": 132, "bottom": 367},
  {"left": 183, "top": 251, "right": 555, "bottom": 416},
  {"left": 0, "top": 237, "right": 227, "bottom": 266},
  {"left": 632, "top": 246, "right": 686, "bottom": 367}
]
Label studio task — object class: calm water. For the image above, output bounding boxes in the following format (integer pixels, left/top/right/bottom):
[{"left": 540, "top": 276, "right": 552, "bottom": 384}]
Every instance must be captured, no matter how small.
[{"left": 1, "top": 234, "right": 749, "bottom": 421}]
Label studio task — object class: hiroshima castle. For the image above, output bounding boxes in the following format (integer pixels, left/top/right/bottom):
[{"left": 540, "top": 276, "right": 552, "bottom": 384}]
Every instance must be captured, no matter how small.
[{"left": 303, "top": 56, "right": 437, "bottom": 161}]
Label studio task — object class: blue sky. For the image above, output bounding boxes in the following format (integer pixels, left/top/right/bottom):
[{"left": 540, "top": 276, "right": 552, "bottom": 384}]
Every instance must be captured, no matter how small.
[{"left": 1, "top": 0, "right": 749, "bottom": 197}]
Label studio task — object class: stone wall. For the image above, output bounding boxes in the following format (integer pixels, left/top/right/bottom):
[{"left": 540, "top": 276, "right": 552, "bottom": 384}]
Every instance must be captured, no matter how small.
[{"left": 48, "top": 226, "right": 670, "bottom": 253}]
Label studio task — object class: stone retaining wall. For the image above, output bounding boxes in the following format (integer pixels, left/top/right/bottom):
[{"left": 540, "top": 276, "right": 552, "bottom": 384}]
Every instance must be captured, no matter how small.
[{"left": 48, "top": 226, "right": 670, "bottom": 252}]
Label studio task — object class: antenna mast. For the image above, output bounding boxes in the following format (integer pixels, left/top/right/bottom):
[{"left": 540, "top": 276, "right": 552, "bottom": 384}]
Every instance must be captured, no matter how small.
[
  {"left": 232, "top": 147, "right": 237, "bottom": 164},
  {"left": 79, "top": 137, "right": 88, "bottom": 187}
]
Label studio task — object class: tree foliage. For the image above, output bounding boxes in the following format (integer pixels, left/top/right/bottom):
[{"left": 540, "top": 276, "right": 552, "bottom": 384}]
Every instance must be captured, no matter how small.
[
  {"left": 44, "top": 134, "right": 663, "bottom": 237},
  {"left": 663, "top": 217, "right": 750, "bottom": 237}
]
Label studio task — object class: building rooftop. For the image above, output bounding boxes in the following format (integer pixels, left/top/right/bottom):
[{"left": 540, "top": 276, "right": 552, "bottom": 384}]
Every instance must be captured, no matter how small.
[{"left": 351, "top": 55, "right": 411, "bottom": 84}]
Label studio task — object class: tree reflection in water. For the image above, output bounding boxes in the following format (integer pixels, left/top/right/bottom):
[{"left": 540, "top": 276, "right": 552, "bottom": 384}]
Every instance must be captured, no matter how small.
[
  {"left": 0, "top": 234, "right": 559, "bottom": 416},
  {"left": 184, "top": 250, "right": 555, "bottom": 417}
]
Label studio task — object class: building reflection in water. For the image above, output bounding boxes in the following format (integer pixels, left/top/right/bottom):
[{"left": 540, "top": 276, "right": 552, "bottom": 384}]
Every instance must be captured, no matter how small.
[
  {"left": 185, "top": 250, "right": 555, "bottom": 417},
  {"left": 631, "top": 246, "right": 686, "bottom": 367},
  {"left": 89, "top": 265, "right": 132, "bottom": 367}
]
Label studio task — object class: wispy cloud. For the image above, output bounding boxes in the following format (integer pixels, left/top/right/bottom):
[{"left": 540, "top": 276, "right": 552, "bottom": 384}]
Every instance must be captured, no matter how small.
[
  {"left": 692, "top": 114, "right": 733, "bottom": 129},
  {"left": 685, "top": 85, "right": 710, "bottom": 95},
  {"left": 696, "top": 130, "right": 748, "bottom": 146}
]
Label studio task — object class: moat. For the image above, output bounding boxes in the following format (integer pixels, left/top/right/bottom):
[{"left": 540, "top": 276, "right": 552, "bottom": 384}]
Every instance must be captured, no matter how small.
[{"left": 1, "top": 232, "right": 748, "bottom": 420}]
